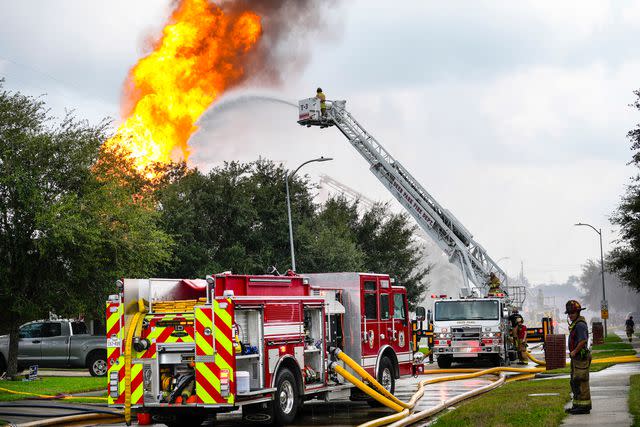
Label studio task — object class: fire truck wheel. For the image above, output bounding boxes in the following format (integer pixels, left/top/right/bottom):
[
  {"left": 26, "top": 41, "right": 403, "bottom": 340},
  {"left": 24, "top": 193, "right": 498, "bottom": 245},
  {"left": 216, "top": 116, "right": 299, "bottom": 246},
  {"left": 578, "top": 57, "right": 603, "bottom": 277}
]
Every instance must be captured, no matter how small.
[
  {"left": 273, "top": 368, "right": 299, "bottom": 425},
  {"left": 436, "top": 355, "right": 452, "bottom": 369},
  {"left": 368, "top": 356, "right": 395, "bottom": 407},
  {"left": 87, "top": 351, "right": 107, "bottom": 377}
]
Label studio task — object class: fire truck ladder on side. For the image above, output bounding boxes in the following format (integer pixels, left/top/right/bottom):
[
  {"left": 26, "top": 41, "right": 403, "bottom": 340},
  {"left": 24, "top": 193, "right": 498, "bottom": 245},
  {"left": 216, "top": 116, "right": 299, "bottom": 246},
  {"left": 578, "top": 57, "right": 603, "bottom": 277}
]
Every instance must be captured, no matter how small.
[{"left": 298, "top": 99, "right": 525, "bottom": 306}]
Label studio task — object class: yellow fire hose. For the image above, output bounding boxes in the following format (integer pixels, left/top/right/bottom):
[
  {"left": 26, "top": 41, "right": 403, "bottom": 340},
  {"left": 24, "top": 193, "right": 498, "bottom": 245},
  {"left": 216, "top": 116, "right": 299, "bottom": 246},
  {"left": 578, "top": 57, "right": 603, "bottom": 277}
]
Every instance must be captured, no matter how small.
[
  {"left": 123, "top": 299, "right": 147, "bottom": 425},
  {"left": 332, "top": 348, "right": 409, "bottom": 408},
  {"left": 526, "top": 351, "right": 546, "bottom": 366},
  {"left": 386, "top": 374, "right": 507, "bottom": 427},
  {"left": 330, "top": 348, "right": 549, "bottom": 426},
  {"left": 330, "top": 363, "right": 404, "bottom": 412},
  {"left": 358, "top": 352, "right": 640, "bottom": 427},
  {"left": 506, "top": 373, "right": 537, "bottom": 383}
]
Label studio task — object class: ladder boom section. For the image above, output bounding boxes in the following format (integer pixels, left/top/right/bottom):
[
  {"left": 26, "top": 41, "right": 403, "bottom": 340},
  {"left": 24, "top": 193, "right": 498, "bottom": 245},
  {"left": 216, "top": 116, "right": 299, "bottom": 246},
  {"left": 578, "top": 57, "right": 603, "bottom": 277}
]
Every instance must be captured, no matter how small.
[{"left": 298, "top": 98, "right": 509, "bottom": 294}]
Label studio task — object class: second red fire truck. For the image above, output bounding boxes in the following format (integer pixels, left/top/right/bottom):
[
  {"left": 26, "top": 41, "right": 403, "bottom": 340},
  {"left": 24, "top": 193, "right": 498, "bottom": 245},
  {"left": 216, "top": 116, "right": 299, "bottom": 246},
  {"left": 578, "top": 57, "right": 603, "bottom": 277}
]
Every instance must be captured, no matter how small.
[{"left": 107, "top": 272, "right": 425, "bottom": 426}]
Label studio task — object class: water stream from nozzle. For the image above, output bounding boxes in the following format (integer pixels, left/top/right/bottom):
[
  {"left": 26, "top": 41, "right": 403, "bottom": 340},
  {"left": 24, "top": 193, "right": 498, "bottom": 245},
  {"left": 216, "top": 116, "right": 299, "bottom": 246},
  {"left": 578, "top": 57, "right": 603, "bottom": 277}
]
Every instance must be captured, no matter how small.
[{"left": 208, "top": 94, "right": 297, "bottom": 116}]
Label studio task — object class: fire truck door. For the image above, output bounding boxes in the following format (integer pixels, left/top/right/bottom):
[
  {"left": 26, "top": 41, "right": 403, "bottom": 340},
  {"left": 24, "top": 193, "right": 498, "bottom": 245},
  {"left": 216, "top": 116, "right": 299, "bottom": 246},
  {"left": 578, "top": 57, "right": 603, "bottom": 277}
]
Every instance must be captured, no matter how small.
[
  {"left": 378, "top": 285, "right": 392, "bottom": 350},
  {"left": 391, "top": 292, "right": 409, "bottom": 354},
  {"left": 361, "top": 279, "right": 379, "bottom": 361}
]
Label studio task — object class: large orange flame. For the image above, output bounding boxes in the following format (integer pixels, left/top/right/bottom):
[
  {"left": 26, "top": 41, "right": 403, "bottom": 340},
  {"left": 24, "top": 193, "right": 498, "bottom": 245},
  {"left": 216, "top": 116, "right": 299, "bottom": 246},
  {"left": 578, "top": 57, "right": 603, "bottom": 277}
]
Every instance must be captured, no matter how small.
[{"left": 105, "top": 0, "right": 261, "bottom": 174}]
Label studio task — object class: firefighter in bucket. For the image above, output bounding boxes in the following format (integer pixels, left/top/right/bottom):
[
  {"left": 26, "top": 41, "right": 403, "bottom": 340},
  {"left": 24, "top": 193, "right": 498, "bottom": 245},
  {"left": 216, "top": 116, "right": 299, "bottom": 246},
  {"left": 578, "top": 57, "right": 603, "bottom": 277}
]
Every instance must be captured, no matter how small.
[{"left": 565, "top": 299, "right": 591, "bottom": 414}]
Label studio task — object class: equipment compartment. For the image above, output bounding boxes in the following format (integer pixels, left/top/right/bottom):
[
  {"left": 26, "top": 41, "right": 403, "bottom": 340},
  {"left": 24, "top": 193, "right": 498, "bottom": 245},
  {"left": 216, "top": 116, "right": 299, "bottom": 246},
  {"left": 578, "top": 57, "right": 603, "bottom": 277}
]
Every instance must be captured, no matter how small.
[
  {"left": 234, "top": 309, "right": 264, "bottom": 391},
  {"left": 303, "top": 306, "right": 324, "bottom": 386}
]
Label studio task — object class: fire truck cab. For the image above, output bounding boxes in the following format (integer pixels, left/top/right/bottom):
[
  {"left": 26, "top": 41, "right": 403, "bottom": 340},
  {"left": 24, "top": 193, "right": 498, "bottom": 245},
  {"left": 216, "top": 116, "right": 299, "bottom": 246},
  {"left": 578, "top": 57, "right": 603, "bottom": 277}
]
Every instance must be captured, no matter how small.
[{"left": 106, "top": 272, "right": 419, "bottom": 426}]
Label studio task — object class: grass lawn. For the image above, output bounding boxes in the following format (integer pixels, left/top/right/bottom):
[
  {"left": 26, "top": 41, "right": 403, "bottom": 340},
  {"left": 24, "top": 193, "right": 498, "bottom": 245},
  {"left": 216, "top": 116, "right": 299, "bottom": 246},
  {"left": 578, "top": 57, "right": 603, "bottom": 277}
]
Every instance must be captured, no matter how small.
[
  {"left": 592, "top": 342, "right": 633, "bottom": 351},
  {"left": 630, "top": 375, "right": 640, "bottom": 427},
  {"left": 592, "top": 349, "right": 637, "bottom": 359},
  {"left": 546, "top": 362, "right": 614, "bottom": 375},
  {"left": 605, "top": 335, "right": 623, "bottom": 343},
  {"left": 432, "top": 378, "right": 570, "bottom": 427},
  {"left": 0, "top": 377, "right": 105, "bottom": 401}
]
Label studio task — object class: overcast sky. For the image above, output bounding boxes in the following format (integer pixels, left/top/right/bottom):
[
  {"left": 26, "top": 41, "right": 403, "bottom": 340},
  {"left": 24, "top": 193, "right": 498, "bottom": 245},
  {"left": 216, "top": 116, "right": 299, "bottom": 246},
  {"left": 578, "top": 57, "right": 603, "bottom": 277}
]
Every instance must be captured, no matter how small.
[{"left": 2, "top": 0, "right": 639, "bottom": 287}]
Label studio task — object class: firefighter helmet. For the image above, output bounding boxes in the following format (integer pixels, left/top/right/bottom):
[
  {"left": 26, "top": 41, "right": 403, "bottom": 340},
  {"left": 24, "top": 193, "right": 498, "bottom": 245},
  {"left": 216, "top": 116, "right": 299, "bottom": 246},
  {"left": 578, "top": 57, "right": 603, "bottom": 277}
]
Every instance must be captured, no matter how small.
[{"left": 565, "top": 300, "right": 584, "bottom": 314}]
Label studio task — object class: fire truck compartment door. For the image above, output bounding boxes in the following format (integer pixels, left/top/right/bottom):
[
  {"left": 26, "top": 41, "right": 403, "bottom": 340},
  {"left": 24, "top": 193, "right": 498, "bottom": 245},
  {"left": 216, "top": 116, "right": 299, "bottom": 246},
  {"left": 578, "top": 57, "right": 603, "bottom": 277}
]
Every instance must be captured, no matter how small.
[{"left": 326, "top": 299, "right": 345, "bottom": 314}]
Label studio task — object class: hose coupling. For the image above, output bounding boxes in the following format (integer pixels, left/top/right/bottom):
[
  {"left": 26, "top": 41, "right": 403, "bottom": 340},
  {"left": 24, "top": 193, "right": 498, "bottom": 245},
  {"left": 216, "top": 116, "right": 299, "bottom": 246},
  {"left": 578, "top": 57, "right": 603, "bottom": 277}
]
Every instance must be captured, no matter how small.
[
  {"left": 329, "top": 346, "right": 342, "bottom": 360},
  {"left": 133, "top": 337, "right": 150, "bottom": 353}
]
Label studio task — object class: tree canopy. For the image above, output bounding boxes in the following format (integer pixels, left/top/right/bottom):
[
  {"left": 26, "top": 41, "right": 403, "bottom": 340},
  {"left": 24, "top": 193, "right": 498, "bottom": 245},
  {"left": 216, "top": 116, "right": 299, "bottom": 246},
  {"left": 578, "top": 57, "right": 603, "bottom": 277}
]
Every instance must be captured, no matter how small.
[
  {"left": 609, "top": 89, "right": 640, "bottom": 292},
  {"left": 157, "top": 160, "right": 430, "bottom": 308},
  {"left": 0, "top": 82, "right": 173, "bottom": 376}
]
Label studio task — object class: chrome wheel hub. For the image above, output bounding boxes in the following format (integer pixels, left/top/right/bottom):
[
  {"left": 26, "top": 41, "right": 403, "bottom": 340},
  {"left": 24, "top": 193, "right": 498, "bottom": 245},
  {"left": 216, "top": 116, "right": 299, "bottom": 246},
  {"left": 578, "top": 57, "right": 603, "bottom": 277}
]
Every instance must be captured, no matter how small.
[
  {"left": 94, "top": 359, "right": 107, "bottom": 376},
  {"left": 381, "top": 367, "right": 392, "bottom": 391},
  {"left": 279, "top": 380, "right": 295, "bottom": 414}
]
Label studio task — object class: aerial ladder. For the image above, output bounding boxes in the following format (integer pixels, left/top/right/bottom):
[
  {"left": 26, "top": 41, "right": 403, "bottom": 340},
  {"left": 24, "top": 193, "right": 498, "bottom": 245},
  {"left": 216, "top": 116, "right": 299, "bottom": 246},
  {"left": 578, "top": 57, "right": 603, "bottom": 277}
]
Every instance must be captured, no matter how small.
[
  {"left": 319, "top": 174, "right": 376, "bottom": 209},
  {"left": 298, "top": 97, "right": 525, "bottom": 306}
]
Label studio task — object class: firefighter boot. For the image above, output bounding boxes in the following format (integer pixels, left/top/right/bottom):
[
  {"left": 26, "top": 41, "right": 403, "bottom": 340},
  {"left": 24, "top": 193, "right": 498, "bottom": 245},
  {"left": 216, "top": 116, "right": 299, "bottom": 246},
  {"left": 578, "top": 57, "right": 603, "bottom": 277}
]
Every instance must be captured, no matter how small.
[{"left": 566, "top": 406, "right": 590, "bottom": 415}]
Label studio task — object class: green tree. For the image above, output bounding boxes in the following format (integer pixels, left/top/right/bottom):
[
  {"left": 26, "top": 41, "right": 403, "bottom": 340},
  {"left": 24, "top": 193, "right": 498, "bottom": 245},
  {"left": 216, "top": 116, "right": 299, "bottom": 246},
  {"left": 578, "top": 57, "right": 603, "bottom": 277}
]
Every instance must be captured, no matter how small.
[
  {"left": 296, "top": 196, "right": 364, "bottom": 272},
  {"left": 610, "top": 89, "right": 640, "bottom": 292},
  {"left": 354, "top": 203, "right": 430, "bottom": 309},
  {"left": 580, "top": 258, "right": 640, "bottom": 320},
  {"left": 157, "top": 160, "right": 430, "bottom": 308},
  {"left": 158, "top": 160, "right": 316, "bottom": 276},
  {"left": 0, "top": 82, "right": 172, "bottom": 378}
]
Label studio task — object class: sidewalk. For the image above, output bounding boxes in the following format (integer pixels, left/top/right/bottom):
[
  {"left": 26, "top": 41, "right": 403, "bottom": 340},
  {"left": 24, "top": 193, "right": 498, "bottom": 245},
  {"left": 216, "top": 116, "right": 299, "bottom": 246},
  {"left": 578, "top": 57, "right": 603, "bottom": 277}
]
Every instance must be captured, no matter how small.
[{"left": 561, "top": 333, "right": 640, "bottom": 427}]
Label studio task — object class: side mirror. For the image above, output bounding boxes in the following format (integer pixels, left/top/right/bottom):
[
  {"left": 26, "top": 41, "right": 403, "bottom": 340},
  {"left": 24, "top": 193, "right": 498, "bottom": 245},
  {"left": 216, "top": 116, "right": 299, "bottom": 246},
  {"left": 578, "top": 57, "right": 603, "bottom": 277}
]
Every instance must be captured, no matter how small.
[
  {"left": 427, "top": 309, "right": 433, "bottom": 323},
  {"left": 415, "top": 306, "right": 426, "bottom": 321},
  {"left": 503, "top": 309, "right": 509, "bottom": 318}
]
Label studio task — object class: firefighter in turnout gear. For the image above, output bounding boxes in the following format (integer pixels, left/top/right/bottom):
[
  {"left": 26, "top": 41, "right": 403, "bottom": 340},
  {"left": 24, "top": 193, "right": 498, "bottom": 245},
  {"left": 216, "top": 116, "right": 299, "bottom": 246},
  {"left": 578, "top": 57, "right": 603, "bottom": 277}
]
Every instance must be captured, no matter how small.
[
  {"left": 514, "top": 316, "right": 528, "bottom": 364},
  {"left": 487, "top": 272, "right": 502, "bottom": 297},
  {"left": 565, "top": 299, "right": 591, "bottom": 415},
  {"left": 316, "top": 87, "right": 326, "bottom": 117}
]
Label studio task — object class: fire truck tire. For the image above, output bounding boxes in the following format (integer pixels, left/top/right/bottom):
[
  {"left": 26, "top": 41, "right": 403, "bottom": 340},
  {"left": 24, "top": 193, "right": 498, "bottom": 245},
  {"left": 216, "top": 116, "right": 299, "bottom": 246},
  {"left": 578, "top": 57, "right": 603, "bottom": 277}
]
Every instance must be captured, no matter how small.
[
  {"left": 273, "top": 368, "right": 300, "bottom": 425},
  {"left": 87, "top": 350, "right": 108, "bottom": 377},
  {"left": 437, "top": 355, "right": 452, "bottom": 369},
  {"left": 367, "top": 356, "right": 395, "bottom": 407}
]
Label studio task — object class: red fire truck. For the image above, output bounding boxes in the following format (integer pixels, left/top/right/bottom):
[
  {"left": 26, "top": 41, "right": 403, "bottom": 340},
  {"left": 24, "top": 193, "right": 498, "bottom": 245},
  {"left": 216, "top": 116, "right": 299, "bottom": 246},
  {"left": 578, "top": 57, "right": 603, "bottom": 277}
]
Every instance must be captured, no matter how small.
[{"left": 107, "top": 272, "right": 423, "bottom": 426}]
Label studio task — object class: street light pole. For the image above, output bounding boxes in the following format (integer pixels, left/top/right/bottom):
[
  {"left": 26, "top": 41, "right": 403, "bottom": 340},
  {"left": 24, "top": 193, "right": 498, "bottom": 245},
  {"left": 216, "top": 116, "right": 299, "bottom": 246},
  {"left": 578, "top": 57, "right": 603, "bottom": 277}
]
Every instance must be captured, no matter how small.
[
  {"left": 574, "top": 222, "right": 607, "bottom": 337},
  {"left": 286, "top": 157, "right": 333, "bottom": 272}
]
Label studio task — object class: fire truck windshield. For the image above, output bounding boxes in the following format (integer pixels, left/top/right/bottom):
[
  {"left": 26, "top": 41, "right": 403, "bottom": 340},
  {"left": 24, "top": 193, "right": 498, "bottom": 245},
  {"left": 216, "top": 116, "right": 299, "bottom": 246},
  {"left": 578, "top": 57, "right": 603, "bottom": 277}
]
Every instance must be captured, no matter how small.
[{"left": 434, "top": 300, "right": 499, "bottom": 321}]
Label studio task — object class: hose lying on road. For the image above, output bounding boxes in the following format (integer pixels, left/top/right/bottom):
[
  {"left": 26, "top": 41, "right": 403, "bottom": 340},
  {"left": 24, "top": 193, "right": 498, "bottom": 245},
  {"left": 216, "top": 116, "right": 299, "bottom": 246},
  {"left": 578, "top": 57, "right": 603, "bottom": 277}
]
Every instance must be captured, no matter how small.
[
  {"left": 526, "top": 351, "right": 546, "bottom": 366},
  {"left": 592, "top": 355, "right": 640, "bottom": 364},
  {"left": 385, "top": 374, "right": 506, "bottom": 427},
  {"left": 0, "top": 411, "right": 109, "bottom": 418},
  {"left": 16, "top": 413, "right": 123, "bottom": 427},
  {"left": 327, "top": 349, "right": 547, "bottom": 427},
  {"left": 357, "top": 353, "right": 640, "bottom": 427},
  {"left": 0, "top": 386, "right": 107, "bottom": 401},
  {"left": 331, "top": 348, "right": 409, "bottom": 408},
  {"left": 0, "top": 403, "right": 116, "bottom": 414}
]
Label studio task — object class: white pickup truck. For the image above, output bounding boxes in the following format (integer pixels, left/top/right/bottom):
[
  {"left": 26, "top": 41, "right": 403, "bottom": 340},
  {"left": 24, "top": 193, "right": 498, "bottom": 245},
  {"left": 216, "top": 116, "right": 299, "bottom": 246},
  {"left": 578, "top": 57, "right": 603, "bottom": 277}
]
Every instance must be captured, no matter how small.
[{"left": 0, "top": 319, "right": 107, "bottom": 376}]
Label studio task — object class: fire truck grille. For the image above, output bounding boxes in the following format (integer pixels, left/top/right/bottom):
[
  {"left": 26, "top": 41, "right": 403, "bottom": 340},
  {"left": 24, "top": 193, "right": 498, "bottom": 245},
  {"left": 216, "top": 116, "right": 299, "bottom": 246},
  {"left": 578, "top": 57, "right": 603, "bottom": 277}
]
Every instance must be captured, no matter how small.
[{"left": 452, "top": 327, "right": 481, "bottom": 340}]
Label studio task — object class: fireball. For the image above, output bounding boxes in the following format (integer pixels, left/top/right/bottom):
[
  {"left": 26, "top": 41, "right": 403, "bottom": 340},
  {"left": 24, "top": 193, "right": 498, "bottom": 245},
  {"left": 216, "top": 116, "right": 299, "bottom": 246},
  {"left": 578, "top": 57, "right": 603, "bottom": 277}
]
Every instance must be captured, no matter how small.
[{"left": 105, "top": 0, "right": 262, "bottom": 175}]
